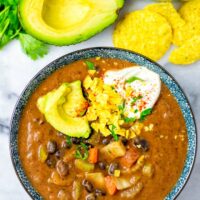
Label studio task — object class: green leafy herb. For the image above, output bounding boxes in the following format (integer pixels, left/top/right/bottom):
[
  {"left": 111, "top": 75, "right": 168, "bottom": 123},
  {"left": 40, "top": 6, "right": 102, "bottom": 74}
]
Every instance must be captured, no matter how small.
[
  {"left": 19, "top": 33, "right": 49, "bottom": 60},
  {"left": 131, "top": 95, "right": 143, "bottom": 104},
  {"left": 125, "top": 76, "right": 144, "bottom": 83},
  {"left": 85, "top": 60, "right": 96, "bottom": 70},
  {"left": 109, "top": 124, "right": 119, "bottom": 141},
  {"left": 66, "top": 135, "right": 72, "bottom": 146},
  {"left": 0, "top": 1, "right": 21, "bottom": 48},
  {"left": 75, "top": 142, "right": 89, "bottom": 160},
  {"left": 140, "top": 108, "right": 152, "bottom": 121},
  {"left": 124, "top": 117, "right": 136, "bottom": 123},
  {"left": 0, "top": 1, "right": 49, "bottom": 60},
  {"left": 134, "top": 109, "right": 138, "bottom": 113}
]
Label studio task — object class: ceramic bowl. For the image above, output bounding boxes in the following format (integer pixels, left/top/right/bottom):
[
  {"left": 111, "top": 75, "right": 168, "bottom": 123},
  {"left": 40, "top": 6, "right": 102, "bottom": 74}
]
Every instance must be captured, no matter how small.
[{"left": 10, "top": 47, "right": 197, "bottom": 200}]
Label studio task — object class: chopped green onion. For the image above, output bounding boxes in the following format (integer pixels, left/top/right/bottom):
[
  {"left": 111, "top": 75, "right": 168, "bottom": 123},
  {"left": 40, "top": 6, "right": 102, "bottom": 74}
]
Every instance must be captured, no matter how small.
[
  {"left": 85, "top": 60, "right": 96, "bottom": 70},
  {"left": 125, "top": 76, "right": 144, "bottom": 83},
  {"left": 140, "top": 108, "right": 152, "bottom": 121},
  {"left": 109, "top": 124, "right": 119, "bottom": 141},
  {"left": 75, "top": 142, "right": 89, "bottom": 160}
]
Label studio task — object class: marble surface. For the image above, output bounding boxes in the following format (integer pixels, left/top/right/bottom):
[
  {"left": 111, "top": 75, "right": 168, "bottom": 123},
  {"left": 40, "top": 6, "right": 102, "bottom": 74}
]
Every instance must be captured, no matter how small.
[{"left": 0, "top": 1, "right": 200, "bottom": 200}]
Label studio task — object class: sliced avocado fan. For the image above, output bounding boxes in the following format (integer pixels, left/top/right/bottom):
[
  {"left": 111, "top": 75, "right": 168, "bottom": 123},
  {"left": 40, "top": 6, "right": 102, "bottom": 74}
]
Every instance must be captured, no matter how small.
[
  {"left": 37, "top": 81, "right": 91, "bottom": 138},
  {"left": 19, "top": 0, "right": 124, "bottom": 45}
]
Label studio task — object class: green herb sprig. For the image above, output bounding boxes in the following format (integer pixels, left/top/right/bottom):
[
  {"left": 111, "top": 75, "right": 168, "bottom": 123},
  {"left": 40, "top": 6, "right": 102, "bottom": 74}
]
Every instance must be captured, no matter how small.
[
  {"left": 0, "top": 0, "right": 49, "bottom": 60},
  {"left": 66, "top": 135, "right": 72, "bottom": 147},
  {"left": 109, "top": 124, "right": 119, "bottom": 141},
  {"left": 125, "top": 76, "right": 144, "bottom": 83},
  {"left": 75, "top": 142, "right": 89, "bottom": 160},
  {"left": 118, "top": 101, "right": 125, "bottom": 112},
  {"left": 124, "top": 117, "right": 136, "bottom": 123},
  {"left": 19, "top": 33, "right": 49, "bottom": 60},
  {"left": 131, "top": 95, "right": 143, "bottom": 105},
  {"left": 85, "top": 60, "right": 96, "bottom": 70},
  {"left": 140, "top": 108, "right": 152, "bottom": 121}
]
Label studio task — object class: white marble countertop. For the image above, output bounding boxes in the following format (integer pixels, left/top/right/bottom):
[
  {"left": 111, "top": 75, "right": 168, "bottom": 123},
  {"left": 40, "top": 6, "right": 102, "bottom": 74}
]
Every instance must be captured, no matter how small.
[{"left": 0, "top": 1, "right": 199, "bottom": 200}]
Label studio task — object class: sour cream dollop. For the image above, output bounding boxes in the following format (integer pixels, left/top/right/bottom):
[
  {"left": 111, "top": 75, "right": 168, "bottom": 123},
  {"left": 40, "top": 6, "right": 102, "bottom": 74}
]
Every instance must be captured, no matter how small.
[{"left": 103, "top": 66, "right": 161, "bottom": 119}]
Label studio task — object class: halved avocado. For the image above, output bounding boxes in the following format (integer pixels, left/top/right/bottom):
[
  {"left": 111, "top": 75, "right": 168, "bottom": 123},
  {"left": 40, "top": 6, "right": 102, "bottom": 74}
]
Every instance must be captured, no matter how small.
[
  {"left": 19, "top": 0, "right": 124, "bottom": 45},
  {"left": 37, "top": 82, "right": 91, "bottom": 138}
]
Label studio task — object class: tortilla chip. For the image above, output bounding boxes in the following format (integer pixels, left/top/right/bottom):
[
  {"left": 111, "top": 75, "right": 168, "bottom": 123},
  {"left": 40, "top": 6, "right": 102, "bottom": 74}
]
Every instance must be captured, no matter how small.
[
  {"left": 172, "top": 0, "right": 200, "bottom": 46},
  {"left": 173, "top": 23, "right": 200, "bottom": 46},
  {"left": 179, "top": 0, "right": 200, "bottom": 25},
  {"left": 113, "top": 10, "right": 172, "bottom": 61},
  {"left": 169, "top": 35, "right": 200, "bottom": 64},
  {"left": 145, "top": 3, "right": 185, "bottom": 29}
]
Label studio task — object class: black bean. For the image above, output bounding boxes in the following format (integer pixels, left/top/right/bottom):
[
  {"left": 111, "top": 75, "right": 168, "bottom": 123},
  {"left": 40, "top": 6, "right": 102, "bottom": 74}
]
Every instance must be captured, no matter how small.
[
  {"left": 71, "top": 137, "right": 81, "bottom": 145},
  {"left": 55, "top": 150, "right": 61, "bottom": 158},
  {"left": 102, "top": 138, "right": 110, "bottom": 145},
  {"left": 61, "top": 140, "right": 71, "bottom": 149},
  {"left": 133, "top": 136, "right": 141, "bottom": 146},
  {"left": 108, "top": 163, "right": 119, "bottom": 175},
  {"left": 95, "top": 189, "right": 106, "bottom": 196},
  {"left": 85, "top": 193, "right": 96, "bottom": 200},
  {"left": 82, "top": 179, "right": 94, "bottom": 193},
  {"left": 140, "top": 139, "right": 149, "bottom": 152},
  {"left": 56, "top": 160, "right": 69, "bottom": 177},
  {"left": 55, "top": 148, "right": 66, "bottom": 159},
  {"left": 98, "top": 162, "right": 106, "bottom": 170},
  {"left": 121, "top": 137, "right": 128, "bottom": 146},
  {"left": 46, "top": 157, "right": 56, "bottom": 168},
  {"left": 47, "top": 140, "right": 57, "bottom": 154},
  {"left": 133, "top": 137, "right": 149, "bottom": 152}
]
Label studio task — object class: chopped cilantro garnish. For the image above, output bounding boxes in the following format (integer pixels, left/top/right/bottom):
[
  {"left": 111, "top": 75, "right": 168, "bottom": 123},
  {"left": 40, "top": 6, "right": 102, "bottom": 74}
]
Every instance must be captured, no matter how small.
[
  {"left": 85, "top": 60, "right": 96, "bottom": 70},
  {"left": 111, "top": 86, "right": 115, "bottom": 90},
  {"left": 125, "top": 76, "right": 144, "bottom": 83},
  {"left": 109, "top": 124, "right": 119, "bottom": 141},
  {"left": 74, "top": 142, "right": 89, "bottom": 160},
  {"left": 140, "top": 108, "right": 152, "bottom": 121},
  {"left": 134, "top": 109, "right": 138, "bottom": 113},
  {"left": 124, "top": 117, "right": 136, "bottom": 123},
  {"left": 118, "top": 101, "right": 125, "bottom": 112},
  {"left": 66, "top": 135, "right": 72, "bottom": 146},
  {"left": 131, "top": 95, "right": 143, "bottom": 104}
]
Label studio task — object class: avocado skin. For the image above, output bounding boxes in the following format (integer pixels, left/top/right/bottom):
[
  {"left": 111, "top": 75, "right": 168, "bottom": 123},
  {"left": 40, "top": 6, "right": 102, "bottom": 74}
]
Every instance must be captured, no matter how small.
[
  {"left": 18, "top": 0, "right": 125, "bottom": 46},
  {"left": 37, "top": 82, "right": 91, "bottom": 138}
]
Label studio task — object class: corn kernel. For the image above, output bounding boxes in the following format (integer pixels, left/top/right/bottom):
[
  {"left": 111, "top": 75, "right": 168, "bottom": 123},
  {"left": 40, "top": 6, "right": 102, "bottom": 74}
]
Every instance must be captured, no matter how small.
[{"left": 114, "top": 170, "right": 121, "bottom": 177}]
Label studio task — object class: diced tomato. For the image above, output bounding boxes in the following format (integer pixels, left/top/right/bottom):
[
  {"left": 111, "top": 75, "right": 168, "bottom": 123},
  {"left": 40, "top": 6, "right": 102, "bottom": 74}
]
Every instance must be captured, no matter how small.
[
  {"left": 105, "top": 176, "right": 117, "bottom": 195},
  {"left": 88, "top": 147, "right": 98, "bottom": 164},
  {"left": 119, "top": 147, "right": 139, "bottom": 168}
]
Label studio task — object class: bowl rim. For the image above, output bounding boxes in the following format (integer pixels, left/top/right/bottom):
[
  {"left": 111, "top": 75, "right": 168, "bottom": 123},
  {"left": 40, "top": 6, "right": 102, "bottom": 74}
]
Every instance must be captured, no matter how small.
[{"left": 9, "top": 47, "right": 197, "bottom": 200}]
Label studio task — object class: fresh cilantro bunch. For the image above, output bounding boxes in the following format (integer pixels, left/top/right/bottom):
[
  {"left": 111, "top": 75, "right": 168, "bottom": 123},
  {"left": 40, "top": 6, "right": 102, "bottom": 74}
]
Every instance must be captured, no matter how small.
[{"left": 0, "top": 0, "right": 49, "bottom": 60}]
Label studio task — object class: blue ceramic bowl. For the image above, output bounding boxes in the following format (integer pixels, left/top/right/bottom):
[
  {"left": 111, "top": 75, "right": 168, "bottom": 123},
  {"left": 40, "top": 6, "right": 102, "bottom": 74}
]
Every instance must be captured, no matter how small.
[{"left": 10, "top": 47, "right": 197, "bottom": 200}]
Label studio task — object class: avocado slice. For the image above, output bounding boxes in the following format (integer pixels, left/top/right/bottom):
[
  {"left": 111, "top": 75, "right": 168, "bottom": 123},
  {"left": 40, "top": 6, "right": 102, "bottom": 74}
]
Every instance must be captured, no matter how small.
[
  {"left": 37, "top": 82, "right": 91, "bottom": 138},
  {"left": 63, "top": 80, "right": 88, "bottom": 117},
  {"left": 19, "top": 0, "right": 124, "bottom": 45}
]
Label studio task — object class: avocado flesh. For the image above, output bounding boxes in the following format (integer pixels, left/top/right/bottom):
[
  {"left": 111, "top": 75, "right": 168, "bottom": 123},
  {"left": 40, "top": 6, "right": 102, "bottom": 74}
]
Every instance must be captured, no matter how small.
[
  {"left": 37, "top": 82, "right": 91, "bottom": 138},
  {"left": 63, "top": 80, "right": 88, "bottom": 117},
  {"left": 19, "top": 0, "right": 124, "bottom": 45}
]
